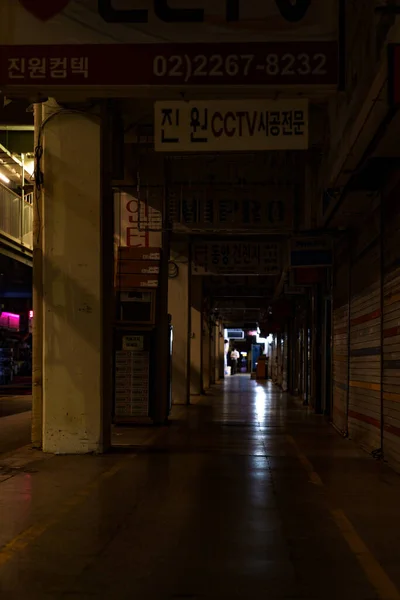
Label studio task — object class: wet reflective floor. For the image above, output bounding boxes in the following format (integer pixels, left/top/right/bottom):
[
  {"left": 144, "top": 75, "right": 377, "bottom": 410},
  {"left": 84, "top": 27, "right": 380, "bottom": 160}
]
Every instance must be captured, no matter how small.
[{"left": 1, "top": 377, "right": 400, "bottom": 599}]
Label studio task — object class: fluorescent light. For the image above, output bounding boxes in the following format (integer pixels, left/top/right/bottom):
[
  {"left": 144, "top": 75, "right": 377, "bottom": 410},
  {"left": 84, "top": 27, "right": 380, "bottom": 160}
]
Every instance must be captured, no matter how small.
[{"left": 0, "top": 172, "right": 10, "bottom": 184}]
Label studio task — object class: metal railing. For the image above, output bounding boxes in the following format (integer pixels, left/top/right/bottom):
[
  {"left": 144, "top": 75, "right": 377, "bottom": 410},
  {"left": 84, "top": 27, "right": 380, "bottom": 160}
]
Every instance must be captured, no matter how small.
[{"left": 0, "top": 182, "right": 33, "bottom": 250}]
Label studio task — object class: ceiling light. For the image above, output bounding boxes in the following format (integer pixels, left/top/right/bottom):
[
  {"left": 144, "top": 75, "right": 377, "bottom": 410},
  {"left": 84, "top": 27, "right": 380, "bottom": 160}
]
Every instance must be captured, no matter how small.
[{"left": 0, "top": 172, "right": 10, "bottom": 184}]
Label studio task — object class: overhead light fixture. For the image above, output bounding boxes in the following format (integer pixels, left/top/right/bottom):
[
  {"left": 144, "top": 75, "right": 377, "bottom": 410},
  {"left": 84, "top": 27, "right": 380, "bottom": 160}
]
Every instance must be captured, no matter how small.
[{"left": 0, "top": 172, "right": 10, "bottom": 184}]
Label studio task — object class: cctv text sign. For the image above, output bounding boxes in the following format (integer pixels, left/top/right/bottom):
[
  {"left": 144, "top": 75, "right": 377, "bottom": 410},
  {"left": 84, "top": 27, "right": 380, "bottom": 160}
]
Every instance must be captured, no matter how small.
[{"left": 154, "top": 100, "right": 308, "bottom": 152}]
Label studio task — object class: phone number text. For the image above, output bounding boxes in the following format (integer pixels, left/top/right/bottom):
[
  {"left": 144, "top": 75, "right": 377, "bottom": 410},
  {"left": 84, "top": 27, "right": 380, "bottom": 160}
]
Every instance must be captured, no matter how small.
[{"left": 152, "top": 52, "right": 329, "bottom": 83}]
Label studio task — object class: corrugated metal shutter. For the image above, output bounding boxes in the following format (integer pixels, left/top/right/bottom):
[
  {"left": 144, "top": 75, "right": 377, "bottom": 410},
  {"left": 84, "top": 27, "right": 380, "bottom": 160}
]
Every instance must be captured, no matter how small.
[
  {"left": 333, "top": 304, "right": 348, "bottom": 434},
  {"left": 383, "top": 270, "right": 400, "bottom": 466},
  {"left": 382, "top": 191, "right": 400, "bottom": 468},
  {"left": 332, "top": 247, "right": 350, "bottom": 434},
  {"left": 349, "top": 242, "right": 381, "bottom": 453}
]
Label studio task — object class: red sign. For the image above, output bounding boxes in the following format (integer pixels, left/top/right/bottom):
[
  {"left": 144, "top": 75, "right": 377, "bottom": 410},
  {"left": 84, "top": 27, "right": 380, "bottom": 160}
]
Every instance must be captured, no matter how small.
[
  {"left": 19, "top": 0, "right": 71, "bottom": 21},
  {"left": 390, "top": 44, "right": 400, "bottom": 104},
  {"left": 0, "top": 42, "right": 338, "bottom": 87}
]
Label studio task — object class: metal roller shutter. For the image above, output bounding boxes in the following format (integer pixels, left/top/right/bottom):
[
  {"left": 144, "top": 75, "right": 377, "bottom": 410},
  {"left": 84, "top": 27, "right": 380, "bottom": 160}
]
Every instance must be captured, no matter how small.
[
  {"left": 332, "top": 304, "right": 348, "bottom": 434},
  {"left": 349, "top": 243, "right": 381, "bottom": 453},
  {"left": 332, "top": 248, "right": 350, "bottom": 435},
  {"left": 382, "top": 191, "right": 400, "bottom": 469},
  {"left": 383, "top": 270, "right": 400, "bottom": 467}
]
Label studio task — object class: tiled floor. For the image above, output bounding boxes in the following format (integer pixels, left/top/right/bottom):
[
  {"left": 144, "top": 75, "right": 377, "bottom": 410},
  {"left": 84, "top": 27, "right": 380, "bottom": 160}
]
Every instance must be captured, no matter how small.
[{"left": 1, "top": 376, "right": 400, "bottom": 598}]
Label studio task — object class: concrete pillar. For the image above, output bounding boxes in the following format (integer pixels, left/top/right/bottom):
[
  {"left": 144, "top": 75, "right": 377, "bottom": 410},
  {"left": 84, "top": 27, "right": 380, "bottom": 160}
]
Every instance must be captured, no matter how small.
[
  {"left": 41, "top": 101, "right": 107, "bottom": 453},
  {"left": 190, "top": 276, "right": 202, "bottom": 395},
  {"left": 168, "top": 242, "right": 189, "bottom": 405}
]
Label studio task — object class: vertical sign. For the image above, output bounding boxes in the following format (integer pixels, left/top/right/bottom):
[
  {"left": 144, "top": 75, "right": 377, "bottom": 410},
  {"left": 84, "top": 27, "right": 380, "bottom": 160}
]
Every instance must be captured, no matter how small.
[{"left": 114, "top": 191, "right": 162, "bottom": 248}]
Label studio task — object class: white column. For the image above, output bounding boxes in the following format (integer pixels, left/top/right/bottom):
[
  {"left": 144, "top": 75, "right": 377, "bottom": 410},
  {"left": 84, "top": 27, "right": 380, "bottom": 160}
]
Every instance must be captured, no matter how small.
[
  {"left": 168, "top": 243, "right": 189, "bottom": 404},
  {"left": 190, "top": 276, "right": 202, "bottom": 395},
  {"left": 41, "top": 101, "right": 105, "bottom": 454}
]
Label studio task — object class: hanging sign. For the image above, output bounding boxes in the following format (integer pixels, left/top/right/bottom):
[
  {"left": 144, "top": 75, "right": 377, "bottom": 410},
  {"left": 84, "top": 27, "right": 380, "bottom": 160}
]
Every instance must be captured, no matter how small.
[
  {"left": 290, "top": 237, "right": 332, "bottom": 268},
  {"left": 13, "top": 1, "right": 338, "bottom": 45},
  {"left": 4, "top": 2, "right": 338, "bottom": 89},
  {"left": 192, "top": 241, "right": 280, "bottom": 275},
  {"left": 114, "top": 192, "right": 162, "bottom": 249},
  {"left": 155, "top": 100, "right": 308, "bottom": 152},
  {"left": 168, "top": 185, "right": 294, "bottom": 232},
  {"left": 0, "top": 43, "right": 338, "bottom": 88}
]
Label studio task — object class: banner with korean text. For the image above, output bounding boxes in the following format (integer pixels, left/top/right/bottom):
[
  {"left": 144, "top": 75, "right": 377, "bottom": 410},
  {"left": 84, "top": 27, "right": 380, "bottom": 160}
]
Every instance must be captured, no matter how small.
[
  {"left": 154, "top": 100, "right": 308, "bottom": 152},
  {"left": 168, "top": 184, "right": 294, "bottom": 232},
  {"left": 0, "top": 2, "right": 340, "bottom": 91},
  {"left": 192, "top": 241, "right": 281, "bottom": 275}
]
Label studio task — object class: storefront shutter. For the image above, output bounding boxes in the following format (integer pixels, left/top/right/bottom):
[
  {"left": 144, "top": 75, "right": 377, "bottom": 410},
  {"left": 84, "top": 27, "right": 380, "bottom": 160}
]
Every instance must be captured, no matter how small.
[
  {"left": 349, "top": 242, "right": 381, "bottom": 453},
  {"left": 332, "top": 250, "right": 349, "bottom": 434},
  {"left": 382, "top": 188, "right": 400, "bottom": 468}
]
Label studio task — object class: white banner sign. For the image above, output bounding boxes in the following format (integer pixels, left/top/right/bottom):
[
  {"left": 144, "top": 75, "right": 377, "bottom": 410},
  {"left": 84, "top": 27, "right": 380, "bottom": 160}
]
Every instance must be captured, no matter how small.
[{"left": 155, "top": 100, "right": 308, "bottom": 152}]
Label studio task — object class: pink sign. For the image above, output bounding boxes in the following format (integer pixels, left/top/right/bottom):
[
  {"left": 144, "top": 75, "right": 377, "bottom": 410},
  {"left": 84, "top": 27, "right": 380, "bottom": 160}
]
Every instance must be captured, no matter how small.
[{"left": 0, "top": 312, "right": 20, "bottom": 331}]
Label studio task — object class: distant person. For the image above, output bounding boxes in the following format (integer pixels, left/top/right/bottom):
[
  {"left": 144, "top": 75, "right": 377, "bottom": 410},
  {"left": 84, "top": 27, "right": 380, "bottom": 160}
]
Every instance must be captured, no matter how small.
[{"left": 230, "top": 348, "right": 240, "bottom": 375}]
